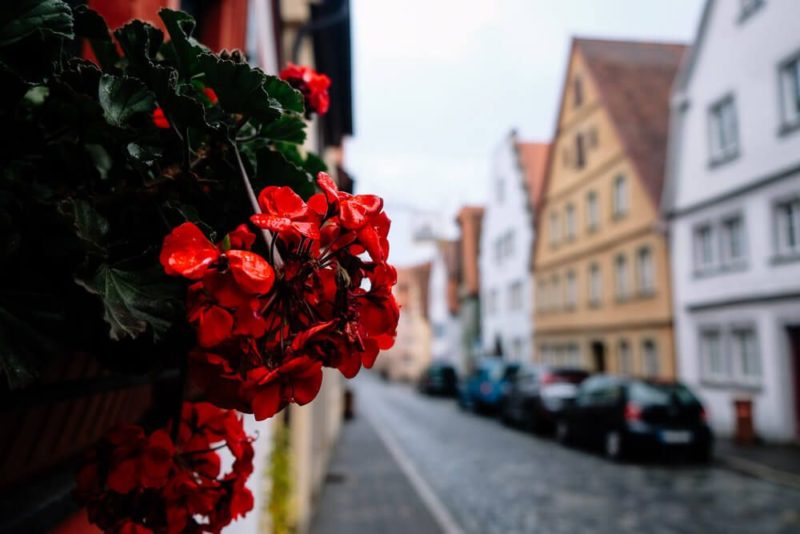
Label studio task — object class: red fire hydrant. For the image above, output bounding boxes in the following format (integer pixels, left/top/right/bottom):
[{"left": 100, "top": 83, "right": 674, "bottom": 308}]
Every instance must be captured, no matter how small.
[{"left": 734, "top": 398, "right": 755, "bottom": 445}]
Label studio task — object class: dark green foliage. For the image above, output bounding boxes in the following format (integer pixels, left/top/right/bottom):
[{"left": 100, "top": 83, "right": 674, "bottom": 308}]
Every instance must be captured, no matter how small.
[{"left": 0, "top": 2, "right": 319, "bottom": 389}]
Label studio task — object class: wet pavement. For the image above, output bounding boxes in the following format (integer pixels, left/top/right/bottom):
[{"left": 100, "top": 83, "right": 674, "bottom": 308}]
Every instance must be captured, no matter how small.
[{"left": 313, "top": 373, "right": 800, "bottom": 534}]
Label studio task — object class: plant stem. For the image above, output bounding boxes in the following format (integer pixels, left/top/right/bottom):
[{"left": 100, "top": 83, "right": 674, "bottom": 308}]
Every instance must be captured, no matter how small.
[{"left": 230, "top": 141, "right": 284, "bottom": 268}]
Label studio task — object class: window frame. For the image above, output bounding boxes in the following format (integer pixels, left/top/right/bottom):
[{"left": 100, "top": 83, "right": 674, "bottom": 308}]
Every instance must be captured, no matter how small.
[
  {"left": 636, "top": 246, "right": 655, "bottom": 296},
  {"left": 708, "top": 93, "right": 740, "bottom": 167},
  {"left": 719, "top": 212, "right": 747, "bottom": 269},
  {"left": 699, "top": 326, "right": 728, "bottom": 383},
  {"left": 641, "top": 339, "right": 659, "bottom": 378},
  {"left": 729, "top": 324, "right": 762, "bottom": 386},
  {"left": 614, "top": 253, "right": 629, "bottom": 301},
  {"left": 773, "top": 193, "right": 800, "bottom": 261},
  {"left": 693, "top": 222, "right": 717, "bottom": 274},
  {"left": 586, "top": 190, "right": 599, "bottom": 232},
  {"left": 588, "top": 262, "right": 602, "bottom": 307},
  {"left": 778, "top": 50, "right": 800, "bottom": 135},
  {"left": 612, "top": 175, "right": 628, "bottom": 219}
]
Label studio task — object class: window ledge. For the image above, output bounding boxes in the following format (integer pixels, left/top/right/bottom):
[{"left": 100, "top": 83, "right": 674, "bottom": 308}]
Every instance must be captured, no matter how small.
[
  {"left": 611, "top": 211, "right": 627, "bottom": 222},
  {"left": 699, "top": 379, "right": 763, "bottom": 392},
  {"left": 636, "top": 288, "right": 657, "bottom": 299},
  {"left": 778, "top": 120, "right": 800, "bottom": 138},
  {"left": 709, "top": 150, "right": 740, "bottom": 169}
]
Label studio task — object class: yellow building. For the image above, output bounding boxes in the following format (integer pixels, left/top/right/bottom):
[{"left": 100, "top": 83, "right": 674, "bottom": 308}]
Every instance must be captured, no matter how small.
[{"left": 532, "top": 38, "right": 686, "bottom": 379}]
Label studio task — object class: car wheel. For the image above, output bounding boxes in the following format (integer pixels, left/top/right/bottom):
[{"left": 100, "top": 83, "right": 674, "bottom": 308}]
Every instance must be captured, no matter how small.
[
  {"left": 555, "top": 419, "right": 571, "bottom": 445},
  {"left": 604, "top": 430, "right": 625, "bottom": 461}
]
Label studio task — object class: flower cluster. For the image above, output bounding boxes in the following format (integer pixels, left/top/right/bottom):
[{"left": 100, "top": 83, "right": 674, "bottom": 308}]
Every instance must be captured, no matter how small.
[
  {"left": 75, "top": 402, "right": 254, "bottom": 533},
  {"left": 160, "top": 172, "right": 398, "bottom": 420},
  {"left": 279, "top": 63, "right": 331, "bottom": 116}
]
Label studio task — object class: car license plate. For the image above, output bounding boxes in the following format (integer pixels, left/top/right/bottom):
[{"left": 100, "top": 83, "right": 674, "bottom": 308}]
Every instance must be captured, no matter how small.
[{"left": 661, "top": 430, "right": 692, "bottom": 444}]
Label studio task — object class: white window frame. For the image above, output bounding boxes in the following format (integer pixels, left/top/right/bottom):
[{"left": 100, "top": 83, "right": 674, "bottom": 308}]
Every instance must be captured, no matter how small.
[
  {"left": 549, "top": 212, "right": 560, "bottom": 246},
  {"left": 719, "top": 213, "right": 746, "bottom": 267},
  {"left": 641, "top": 340, "right": 659, "bottom": 378},
  {"left": 779, "top": 53, "right": 800, "bottom": 131},
  {"left": 636, "top": 246, "right": 655, "bottom": 295},
  {"left": 730, "top": 326, "right": 761, "bottom": 386},
  {"left": 699, "top": 327, "right": 728, "bottom": 382},
  {"left": 708, "top": 94, "right": 739, "bottom": 164},
  {"left": 774, "top": 195, "right": 800, "bottom": 258},
  {"left": 693, "top": 223, "right": 717, "bottom": 272},
  {"left": 617, "top": 340, "right": 632, "bottom": 375},
  {"left": 614, "top": 254, "right": 628, "bottom": 300},
  {"left": 612, "top": 175, "right": 628, "bottom": 218},
  {"left": 586, "top": 190, "right": 599, "bottom": 231},
  {"left": 588, "top": 263, "right": 602, "bottom": 307},
  {"left": 565, "top": 270, "right": 577, "bottom": 309},
  {"left": 565, "top": 203, "right": 576, "bottom": 240}
]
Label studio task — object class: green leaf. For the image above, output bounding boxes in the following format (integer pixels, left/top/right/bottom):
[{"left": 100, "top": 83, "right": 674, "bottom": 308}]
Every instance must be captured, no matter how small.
[
  {"left": 98, "top": 74, "right": 156, "bottom": 128},
  {"left": 76, "top": 264, "right": 181, "bottom": 342},
  {"left": 259, "top": 113, "right": 307, "bottom": 144},
  {"left": 274, "top": 142, "right": 328, "bottom": 176},
  {"left": 159, "top": 9, "right": 207, "bottom": 78},
  {"left": 263, "top": 75, "right": 305, "bottom": 114},
  {"left": 113, "top": 19, "right": 163, "bottom": 77},
  {"left": 0, "top": 302, "right": 59, "bottom": 389},
  {"left": 0, "top": 0, "right": 74, "bottom": 47},
  {"left": 73, "top": 5, "right": 120, "bottom": 71},
  {"left": 255, "top": 148, "right": 316, "bottom": 199},
  {"left": 197, "top": 53, "right": 280, "bottom": 123},
  {"left": 58, "top": 198, "right": 109, "bottom": 255}
]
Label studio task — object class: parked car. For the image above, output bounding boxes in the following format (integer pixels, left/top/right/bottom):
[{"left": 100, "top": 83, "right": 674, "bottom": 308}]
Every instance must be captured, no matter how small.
[
  {"left": 555, "top": 375, "right": 713, "bottom": 462},
  {"left": 458, "top": 359, "right": 520, "bottom": 413},
  {"left": 500, "top": 365, "right": 589, "bottom": 432},
  {"left": 418, "top": 362, "right": 459, "bottom": 397}
]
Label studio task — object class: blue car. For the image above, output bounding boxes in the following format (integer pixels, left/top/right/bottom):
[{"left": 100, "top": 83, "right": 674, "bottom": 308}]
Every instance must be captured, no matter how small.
[{"left": 458, "top": 359, "right": 520, "bottom": 413}]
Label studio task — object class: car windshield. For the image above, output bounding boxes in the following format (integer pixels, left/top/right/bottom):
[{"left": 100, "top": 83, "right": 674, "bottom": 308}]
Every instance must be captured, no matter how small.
[{"left": 629, "top": 382, "right": 699, "bottom": 406}]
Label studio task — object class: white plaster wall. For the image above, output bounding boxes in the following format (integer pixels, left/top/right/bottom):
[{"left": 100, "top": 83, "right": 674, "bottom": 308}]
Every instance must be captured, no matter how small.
[{"left": 479, "top": 134, "right": 535, "bottom": 362}]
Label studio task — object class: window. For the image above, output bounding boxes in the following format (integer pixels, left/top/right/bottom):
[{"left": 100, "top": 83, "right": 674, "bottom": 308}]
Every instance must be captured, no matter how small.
[
  {"left": 509, "top": 280, "right": 523, "bottom": 311},
  {"left": 740, "top": 0, "right": 764, "bottom": 20},
  {"left": 588, "top": 263, "right": 602, "bottom": 306},
  {"left": 505, "top": 230, "right": 515, "bottom": 258},
  {"left": 586, "top": 191, "right": 599, "bottom": 231},
  {"left": 537, "top": 281, "right": 546, "bottom": 312},
  {"left": 731, "top": 328, "right": 761, "bottom": 383},
  {"left": 496, "top": 176, "right": 505, "bottom": 202},
  {"left": 567, "top": 344, "right": 581, "bottom": 367},
  {"left": 489, "top": 289, "right": 499, "bottom": 314},
  {"left": 612, "top": 175, "right": 628, "bottom": 217},
  {"left": 636, "top": 246, "right": 655, "bottom": 295},
  {"left": 573, "top": 77, "right": 583, "bottom": 107},
  {"left": 575, "top": 133, "right": 586, "bottom": 169},
  {"left": 694, "top": 224, "right": 716, "bottom": 271},
  {"left": 775, "top": 196, "right": 800, "bottom": 257},
  {"left": 641, "top": 340, "right": 659, "bottom": 377},
  {"left": 700, "top": 329, "right": 726, "bottom": 381},
  {"left": 565, "top": 270, "right": 577, "bottom": 309},
  {"left": 720, "top": 215, "right": 746, "bottom": 266},
  {"left": 551, "top": 274, "right": 560, "bottom": 311},
  {"left": 709, "top": 95, "right": 739, "bottom": 164},
  {"left": 614, "top": 254, "right": 628, "bottom": 300},
  {"left": 549, "top": 212, "right": 560, "bottom": 246},
  {"left": 565, "top": 204, "right": 576, "bottom": 240},
  {"left": 617, "top": 341, "right": 632, "bottom": 375},
  {"left": 780, "top": 55, "right": 800, "bottom": 131}
]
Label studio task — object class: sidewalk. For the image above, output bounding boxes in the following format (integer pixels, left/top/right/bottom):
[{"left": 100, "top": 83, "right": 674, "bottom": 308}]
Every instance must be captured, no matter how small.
[
  {"left": 310, "top": 404, "right": 444, "bottom": 534},
  {"left": 716, "top": 439, "right": 800, "bottom": 489}
]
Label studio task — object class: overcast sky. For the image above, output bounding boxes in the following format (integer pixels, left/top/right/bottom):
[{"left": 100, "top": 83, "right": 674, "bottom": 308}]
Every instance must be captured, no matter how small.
[{"left": 345, "top": 0, "right": 705, "bottom": 267}]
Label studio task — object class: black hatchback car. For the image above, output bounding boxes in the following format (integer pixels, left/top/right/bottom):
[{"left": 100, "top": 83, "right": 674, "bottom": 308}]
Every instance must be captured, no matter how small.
[
  {"left": 418, "top": 362, "right": 459, "bottom": 397},
  {"left": 500, "top": 365, "right": 589, "bottom": 433},
  {"left": 555, "top": 375, "right": 713, "bottom": 462}
]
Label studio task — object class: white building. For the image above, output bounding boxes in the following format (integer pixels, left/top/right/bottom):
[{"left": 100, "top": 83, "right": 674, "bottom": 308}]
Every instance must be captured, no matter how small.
[
  {"left": 479, "top": 132, "right": 549, "bottom": 362},
  {"left": 665, "top": 0, "right": 800, "bottom": 442},
  {"left": 428, "top": 240, "right": 464, "bottom": 372}
]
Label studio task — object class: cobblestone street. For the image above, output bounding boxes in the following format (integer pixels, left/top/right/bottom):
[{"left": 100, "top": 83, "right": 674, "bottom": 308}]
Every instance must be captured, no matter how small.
[{"left": 314, "top": 373, "right": 800, "bottom": 534}]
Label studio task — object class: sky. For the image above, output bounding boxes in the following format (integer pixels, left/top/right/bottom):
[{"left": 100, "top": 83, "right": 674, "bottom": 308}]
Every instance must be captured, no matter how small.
[{"left": 345, "top": 0, "right": 706, "bottom": 267}]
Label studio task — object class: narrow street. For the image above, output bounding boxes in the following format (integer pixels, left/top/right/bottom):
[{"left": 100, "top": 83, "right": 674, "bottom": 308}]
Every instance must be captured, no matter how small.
[{"left": 313, "top": 373, "right": 800, "bottom": 534}]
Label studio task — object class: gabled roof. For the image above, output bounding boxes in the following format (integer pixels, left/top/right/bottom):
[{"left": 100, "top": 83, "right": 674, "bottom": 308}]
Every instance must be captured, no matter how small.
[
  {"left": 576, "top": 38, "right": 687, "bottom": 209},
  {"left": 515, "top": 142, "right": 550, "bottom": 213}
]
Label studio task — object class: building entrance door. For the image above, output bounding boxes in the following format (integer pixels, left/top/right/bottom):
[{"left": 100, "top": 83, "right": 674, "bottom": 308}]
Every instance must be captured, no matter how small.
[
  {"left": 788, "top": 327, "right": 800, "bottom": 438},
  {"left": 591, "top": 341, "right": 606, "bottom": 372}
]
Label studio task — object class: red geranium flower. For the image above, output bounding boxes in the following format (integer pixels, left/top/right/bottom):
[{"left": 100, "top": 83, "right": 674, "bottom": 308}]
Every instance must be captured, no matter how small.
[
  {"left": 279, "top": 63, "right": 331, "bottom": 115},
  {"left": 153, "top": 107, "right": 170, "bottom": 129},
  {"left": 245, "top": 356, "right": 323, "bottom": 420},
  {"left": 203, "top": 87, "right": 218, "bottom": 105}
]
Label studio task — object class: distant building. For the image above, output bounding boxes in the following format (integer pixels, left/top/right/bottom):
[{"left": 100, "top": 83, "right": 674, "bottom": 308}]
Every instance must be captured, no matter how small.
[
  {"left": 428, "top": 240, "right": 463, "bottom": 371},
  {"left": 533, "top": 38, "right": 685, "bottom": 378},
  {"left": 455, "top": 206, "right": 485, "bottom": 371},
  {"left": 377, "top": 263, "right": 433, "bottom": 382},
  {"left": 665, "top": 0, "right": 800, "bottom": 442},
  {"left": 480, "top": 132, "right": 549, "bottom": 362}
]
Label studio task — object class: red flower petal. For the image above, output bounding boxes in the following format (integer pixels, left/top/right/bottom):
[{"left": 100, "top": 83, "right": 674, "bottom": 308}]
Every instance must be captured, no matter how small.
[
  {"left": 197, "top": 305, "right": 234, "bottom": 348},
  {"left": 316, "top": 172, "right": 339, "bottom": 203},
  {"left": 107, "top": 458, "right": 138, "bottom": 494},
  {"left": 257, "top": 186, "right": 307, "bottom": 218},
  {"left": 227, "top": 224, "right": 256, "bottom": 250},
  {"left": 226, "top": 250, "right": 275, "bottom": 295},
  {"left": 251, "top": 382, "right": 283, "bottom": 421},
  {"left": 153, "top": 107, "right": 170, "bottom": 129},
  {"left": 160, "top": 222, "right": 220, "bottom": 279},
  {"left": 203, "top": 87, "right": 219, "bottom": 105},
  {"left": 250, "top": 213, "right": 292, "bottom": 232}
]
